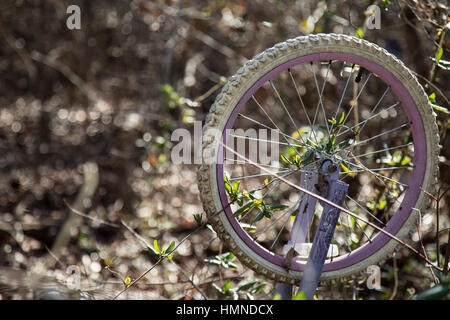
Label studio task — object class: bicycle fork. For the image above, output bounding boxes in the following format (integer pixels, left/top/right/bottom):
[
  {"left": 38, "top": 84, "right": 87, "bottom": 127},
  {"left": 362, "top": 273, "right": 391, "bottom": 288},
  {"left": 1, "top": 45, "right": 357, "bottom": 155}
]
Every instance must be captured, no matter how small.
[{"left": 276, "top": 160, "right": 348, "bottom": 300}]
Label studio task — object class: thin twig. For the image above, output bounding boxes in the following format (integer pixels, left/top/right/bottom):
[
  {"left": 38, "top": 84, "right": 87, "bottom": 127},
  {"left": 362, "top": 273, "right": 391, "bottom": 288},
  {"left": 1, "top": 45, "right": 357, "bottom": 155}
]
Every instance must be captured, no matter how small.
[
  {"left": 64, "top": 199, "right": 120, "bottom": 228},
  {"left": 414, "top": 208, "right": 439, "bottom": 285},
  {"left": 112, "top": 258, "right": 164, "bottom": 300},
  {"left": 112, "top": 199, "right": 238, "bottom": 299},
  {"left": 421, "top": 185, "right": 450, "bottom": 275},
  {"left": 389, "top": 255, "right": 398, "bottom": 300},
  {"left": 171, "top": 260, "right": 209, "bottom": 300},
  {"left": 411, "top": 70, "right": 450, "bottom": 107},
  {"left": 94, "top": 274, "right": 244, "bottom": 287},
  {"left": 122, "top": 216, "right": 209, "bottom": 299},
  {"left": 30, "top": 51, "right": 99, "bottom": 102},
  {"left": 195, "top": 81, "right": 225, "bottom": 103}
]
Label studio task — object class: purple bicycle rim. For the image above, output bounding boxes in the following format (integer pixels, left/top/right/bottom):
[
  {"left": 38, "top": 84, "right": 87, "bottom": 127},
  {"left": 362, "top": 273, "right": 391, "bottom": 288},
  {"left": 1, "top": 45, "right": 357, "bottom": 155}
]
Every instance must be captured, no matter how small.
[{"left": 216, "top": 52, "right": 426, "bottom": 272}]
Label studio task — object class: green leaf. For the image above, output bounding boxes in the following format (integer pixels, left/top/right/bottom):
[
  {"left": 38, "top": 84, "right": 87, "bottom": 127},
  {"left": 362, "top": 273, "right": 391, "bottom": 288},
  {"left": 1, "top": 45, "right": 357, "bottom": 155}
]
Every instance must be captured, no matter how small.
[
  {"left": 338, "top": 139, "right": 350, "bottom": 150},
  {"left": 218, "top": 252, "right": 235, "bottom": 261},
  {"left": 377, "top": 200, "right": 387, "bottom": 211},
  {"left": 240, "top": 223, "right": 257, "bottom": 232},
  {"left": 263, "top": 209, "right": 272, "bottom": 219},
  {"left": 193, "top": 213, "right": 202, "bottom": 226},
  {"left": 340, "top": 162, "right": 355, "bottom": 177},
  {"left": 281, "top": 154, "right": 292, "bottom": 165},
  {"left": 432, "top": 103, "right": 450, "bottom": 114},
  {"left": 413, "top": 283, "right": 449, "bottom": 300},
  {"left": 435, "top": 47, "right": 444, "bottom": 64},
  {"left": 153, "top": 239, "right": 160, "bottom": 254},
  {"left": 252, "top": 211, "right": 265, "bottom": 223},
  {"left": 223, "top": 281, "right": 231, "bottom": 294},
  {"left": 328, "top": 117, "right": 337, "bottom": 125},
  {"left": 232, "top": 201, "right": 255, "bottom": 218},
  {"left": 166, "top": 241, "right": 175, "bottom": 255},
  {"left": 212, "top": 283, "right": 223, "bottom": 294},
  {"left": 428, "top": 92, "right": 436, "bottom": 104},
  {"left": 204, "top": 258, "right": 221, "bottom": 266},
  {"left": 357, "top": 28, "right": 364, "bottom": 39},
  {"left": 267, "top": 204, "right": 288, "bottom": 211},
  {"left": 206, "top": 224, "right": 216, "bottom": 233},
  {"left": 294, "top": 155, "right": 302, "bottom": 166},
  {"left": 292, "top": 291, "right": 307, "bottom": 300},
  {"left": 301, "top": 151, "right": 315, "bottom": 166},
  {"left": 147, "top": 245, "right": 160, "bottom": 258},
  {"left": 400, "top": 156, "right": 412, "bottom": 166},
  {"left": 326, "top": 135, "right": 336, "bottom": 152},
  {"left": 224, "top": 175, "right": 232, "bottom": 196},
  {"left": 237, "top": 280, "right": 257, "bottom": 292},
  {"left": 339, "top": 111, "right": 345, "bottom": 124},
  {"left": 250, "top": 283, "right": 267, "bottom": 294},
  {"left": 232, "top": 180, "right": 240, "bottom": 195}
]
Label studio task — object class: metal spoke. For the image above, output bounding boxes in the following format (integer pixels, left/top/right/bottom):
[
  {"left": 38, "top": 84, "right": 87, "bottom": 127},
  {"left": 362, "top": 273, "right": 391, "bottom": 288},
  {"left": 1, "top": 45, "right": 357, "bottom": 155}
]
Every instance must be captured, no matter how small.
[
  {"left": 270, "top": 211, "right": 293, "bottom": 249},
  {"left": 252, "top": 95, "right": 304, "bottom": 158},
  {"left": 339, "top": 165, "right": 414, "bottom": 174},
  {"left": 341, "top": 122, "right": 410, "bottom": 152},
  {"left": 336, "top": 100, "right": 399, "bottom": 138},
  {"left": 346, "top": 195, "right": 387, "bottom": 226},
  {"left": 288, "top": 68, "right": 318, "bottom": 144},
  {"left": 229, "top": 133, "right": 303, "bottom": 149},
  {"left": 229, "top": 170, "right": 291, "bottom": 182},
  {"left": 270, "top": 80, "right": 307, "bottom": 146},
  {"left": 339, "top": 158, "right": 410, "bottom": 187},
  {"left": 237, "top": 113, "right": 304, "bottom": 145},
  {"left": 253, "top": 203, "right": 295, "bottom": 240},
  {"left": 336, "top": 72, "right": 373, "bottom": 136},
  {"left": 225, "top": 158, "right": 289, "bottom": 170},
  {"left": 310, "top": 61, "right": 332, "bottom": 142},
  {"left": 239, "top": 170, "right": 300, "bottom": 221},
  {"left": 344, "top": 203, "right": 373, "bottom": 243},
  {"left": 356, "top": 86, "right": 391, "bottom": 135},
  {"left": 330, "top": 64, "right": 354, "bottom": 133},
  {"left": 339, "top": 214, "right": 353, "bottom": 252},
  {"left": 348, "top": 142, "right": 413, "bottom": 160}
]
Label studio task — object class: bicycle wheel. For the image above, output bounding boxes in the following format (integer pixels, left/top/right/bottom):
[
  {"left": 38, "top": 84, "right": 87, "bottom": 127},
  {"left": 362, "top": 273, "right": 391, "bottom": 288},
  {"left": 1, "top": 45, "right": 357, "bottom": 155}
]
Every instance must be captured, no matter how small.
[{"left": 198, "top": 34, "right": 439, "bottom": 283}]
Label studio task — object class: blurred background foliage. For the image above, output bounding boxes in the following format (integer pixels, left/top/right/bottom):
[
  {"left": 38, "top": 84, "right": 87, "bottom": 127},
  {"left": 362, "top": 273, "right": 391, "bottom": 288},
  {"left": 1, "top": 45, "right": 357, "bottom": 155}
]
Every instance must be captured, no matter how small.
[{"left": 0, "top": 0, "right": 448, "bottom": 299}]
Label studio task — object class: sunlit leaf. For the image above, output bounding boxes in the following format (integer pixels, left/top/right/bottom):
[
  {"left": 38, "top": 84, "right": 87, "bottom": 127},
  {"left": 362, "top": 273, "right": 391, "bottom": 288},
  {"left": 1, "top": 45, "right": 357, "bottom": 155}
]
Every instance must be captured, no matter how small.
[
  {"left": 153, "top": 239, "right": 160, "bottom": 254},
  {"left": 251, "top": 283, "right": 267, "bottom": 294},
  {"left": 166, "top": 241, "right": 175, "bottom": 254},
  {"left": 357, "top": 28, "right": 364, "bottom": 38},
  {"left": 232, "top": 180, "right": 240, "bottom": 195},
  {"left": 240, "top": 223, "right": 257, "bottom": 232},
  {"left": 223, "top": 281, "right": 231, "bottom": 294},
  {"left": 428, "top": 92, "right": 436, "bottom": 104},
  {"left": 292, "top": 291, "right": 307, "bottom": 300},
  {"left": 281, "top": 154, "right": 292, "bottom": 165},
  {"left": 435, "top": 47, "right": 444, "bottom": 64},
  {"left": 340, "top": 162, "right": 355, "bottom": 177},
  {"left": 339, "top": 111, "right": 345, "bottom": 124},
  {"left": 432, "top": 104, "right": 450, "bottom": 114},
  {"left": 268, "top": 204, "right": 288, "bottom": 211},
  {"left": 232, "top": 201, "right": 255, "bottom": 217}
]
